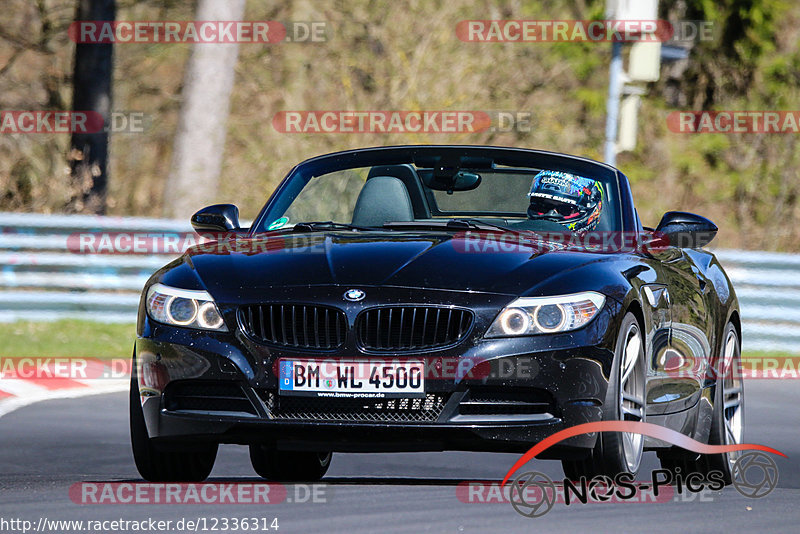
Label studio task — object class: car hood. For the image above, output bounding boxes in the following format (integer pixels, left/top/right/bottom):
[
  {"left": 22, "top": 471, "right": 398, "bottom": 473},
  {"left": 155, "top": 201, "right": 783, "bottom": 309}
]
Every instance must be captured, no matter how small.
[{"left": 180, "top": 231, "right": 610, "bottom": 298}]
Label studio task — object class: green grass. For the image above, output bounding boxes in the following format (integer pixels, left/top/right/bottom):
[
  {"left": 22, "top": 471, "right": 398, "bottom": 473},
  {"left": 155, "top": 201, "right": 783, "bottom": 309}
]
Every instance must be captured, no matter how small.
[{"left": 0, "top": 320, "right": 135, "bottom": 360}]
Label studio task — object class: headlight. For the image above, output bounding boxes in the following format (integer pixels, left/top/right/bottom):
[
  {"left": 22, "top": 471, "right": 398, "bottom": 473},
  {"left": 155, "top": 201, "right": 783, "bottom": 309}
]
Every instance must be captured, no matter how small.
[
  {"left": 145, "top": 283, "right": 227, "bottom": 331},
  {"left": 486, "top": 292, "right": 605, "bottom": 337}
]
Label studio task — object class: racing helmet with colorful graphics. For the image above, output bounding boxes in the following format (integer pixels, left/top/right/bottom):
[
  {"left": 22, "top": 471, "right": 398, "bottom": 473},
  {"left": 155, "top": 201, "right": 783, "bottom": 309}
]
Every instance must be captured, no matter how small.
[{"left": 527, "top": 170, "right": 604, "bottom": 232}]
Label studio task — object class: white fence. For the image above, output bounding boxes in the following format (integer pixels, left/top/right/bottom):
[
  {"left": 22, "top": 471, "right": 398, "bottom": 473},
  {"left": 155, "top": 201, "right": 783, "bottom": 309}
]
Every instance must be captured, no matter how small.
[{"left": 0, "top": 212, "right": 796, "bottom": 353}]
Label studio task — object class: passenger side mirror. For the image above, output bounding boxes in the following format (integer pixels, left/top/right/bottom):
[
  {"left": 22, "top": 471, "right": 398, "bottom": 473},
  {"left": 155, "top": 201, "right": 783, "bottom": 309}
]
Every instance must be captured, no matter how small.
[
  {"left": 191, "top": 204, "right": 240, "bottom": 232},
  {"left": 654, "top": 211, "right": 717, "bottom": 249}
]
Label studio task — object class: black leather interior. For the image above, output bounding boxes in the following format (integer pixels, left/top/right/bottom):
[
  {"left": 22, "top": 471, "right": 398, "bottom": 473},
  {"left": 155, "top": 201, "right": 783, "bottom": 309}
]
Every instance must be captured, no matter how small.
[
  {"left": 367, "top": 164, "right": 430, "bottom": 219},
  {"left": 351, "top": 176, "right": 415, "bottom": 227}
]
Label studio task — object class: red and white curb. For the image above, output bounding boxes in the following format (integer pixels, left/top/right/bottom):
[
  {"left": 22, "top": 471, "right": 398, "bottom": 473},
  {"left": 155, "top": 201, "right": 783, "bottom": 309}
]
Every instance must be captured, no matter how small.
[{"left": 0, "top": 361, "right": 129, "bottom": 418}]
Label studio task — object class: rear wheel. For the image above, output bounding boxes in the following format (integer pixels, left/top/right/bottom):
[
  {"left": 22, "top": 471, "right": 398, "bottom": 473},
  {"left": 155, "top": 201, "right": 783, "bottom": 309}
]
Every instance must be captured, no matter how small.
[
  {"left": 130, "top": 376, "right": 218, "bottom": 482},
  {"left": 562, "top": 312, "right": 646, "bottom": 479},
  {"left": 658, "top": 323, "right": 744, "bottom": 484},
  {"left": 249, "top": 445, "right": 331, "bottom": 481}
]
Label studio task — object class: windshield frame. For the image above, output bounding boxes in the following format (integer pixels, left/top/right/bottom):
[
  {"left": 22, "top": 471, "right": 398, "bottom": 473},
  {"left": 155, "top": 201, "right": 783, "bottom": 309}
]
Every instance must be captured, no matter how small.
[{"left": 250, "top": 145, "right": 633, "bottom": 235}]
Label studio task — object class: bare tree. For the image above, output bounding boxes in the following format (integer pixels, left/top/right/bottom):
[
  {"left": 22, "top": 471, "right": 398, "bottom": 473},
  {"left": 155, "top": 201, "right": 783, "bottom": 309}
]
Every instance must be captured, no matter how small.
[
  {"left": 68, "top": 0, "right": 116, "bottom": 214},
  {"left": 163, "top": 0, "right": 246, "bottom": 219}
]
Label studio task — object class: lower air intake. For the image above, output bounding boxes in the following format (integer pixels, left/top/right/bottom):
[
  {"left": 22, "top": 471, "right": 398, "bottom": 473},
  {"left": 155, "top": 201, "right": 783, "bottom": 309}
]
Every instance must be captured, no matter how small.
[
  {"left": 260, "top": 392, "right": 448, "bottom": 423},
  {"left": 164, "top": 380, "right": 257, "bottom": 416}
]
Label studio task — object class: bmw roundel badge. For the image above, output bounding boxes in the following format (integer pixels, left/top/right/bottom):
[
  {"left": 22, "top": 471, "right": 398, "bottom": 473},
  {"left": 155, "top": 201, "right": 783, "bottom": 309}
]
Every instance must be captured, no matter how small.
[{"left": 344, "top": 288, "right": 366, "bottom": 302}]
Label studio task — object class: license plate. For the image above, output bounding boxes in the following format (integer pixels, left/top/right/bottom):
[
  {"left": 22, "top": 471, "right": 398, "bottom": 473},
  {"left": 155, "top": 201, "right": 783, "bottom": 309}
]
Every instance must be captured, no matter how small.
[{"left": 278, "top": 359, "right": 425, "bottom": 398}]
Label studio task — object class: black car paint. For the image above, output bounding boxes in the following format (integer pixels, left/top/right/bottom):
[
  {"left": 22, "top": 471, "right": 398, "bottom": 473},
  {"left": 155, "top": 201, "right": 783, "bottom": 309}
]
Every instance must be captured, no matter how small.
[{"left": 134, "top": 146, "right": 740, "bottom": 455}]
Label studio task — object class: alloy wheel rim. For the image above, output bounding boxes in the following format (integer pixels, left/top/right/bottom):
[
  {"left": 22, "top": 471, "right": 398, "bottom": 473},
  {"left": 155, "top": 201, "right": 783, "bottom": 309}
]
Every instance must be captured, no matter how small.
[
  {"left": 620, "top": 323, "right": 645, "bottom": 472},
  {"left": 721, "top": 330, "right": 744, "bottom": 464}
]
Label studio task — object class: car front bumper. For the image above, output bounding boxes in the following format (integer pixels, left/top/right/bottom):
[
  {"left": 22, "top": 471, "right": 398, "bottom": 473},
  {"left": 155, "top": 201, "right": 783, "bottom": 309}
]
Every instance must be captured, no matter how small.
[{"left": 134, "top": 294, "right": 622, "bottom": 456}]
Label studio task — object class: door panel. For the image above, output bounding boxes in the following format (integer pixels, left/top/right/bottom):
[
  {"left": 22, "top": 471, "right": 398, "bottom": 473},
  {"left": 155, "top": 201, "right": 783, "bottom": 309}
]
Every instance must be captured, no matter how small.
[{"left": 647, "top": 249, "right": 711, "bottom": 415}]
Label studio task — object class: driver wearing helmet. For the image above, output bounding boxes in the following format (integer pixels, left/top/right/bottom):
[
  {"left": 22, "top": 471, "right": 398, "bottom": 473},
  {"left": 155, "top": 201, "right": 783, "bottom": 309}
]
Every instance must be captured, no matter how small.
[{"left": 527, "top": 170, "right": 604, "bottom": 232}]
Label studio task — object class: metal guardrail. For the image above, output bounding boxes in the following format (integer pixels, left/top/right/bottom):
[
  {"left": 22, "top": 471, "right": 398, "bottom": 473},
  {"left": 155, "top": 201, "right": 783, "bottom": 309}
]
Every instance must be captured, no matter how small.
[
  {"left": 0, "top": 212, "right": 189, "bottom": 323},
  {"left": 714, "top": 250, "right": 800, "bottom": 354},
  {"left": 0, "top": 212, "right": 797, "bottom": 353}
]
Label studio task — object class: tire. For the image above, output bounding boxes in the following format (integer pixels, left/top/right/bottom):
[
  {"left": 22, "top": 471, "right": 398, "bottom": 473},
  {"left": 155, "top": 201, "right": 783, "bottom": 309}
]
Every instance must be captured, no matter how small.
[
  {"left": 130, "top": 375, "right": 218, "bottom": 482},
  {"left": 249, "top": 445, "right": 331, "bottom": 481},
  {"left": 657, "top": 322, "right": 744, "bottom": 484},
  {"left": 562, "top": 312, "right": 646, "bottom": 479}
]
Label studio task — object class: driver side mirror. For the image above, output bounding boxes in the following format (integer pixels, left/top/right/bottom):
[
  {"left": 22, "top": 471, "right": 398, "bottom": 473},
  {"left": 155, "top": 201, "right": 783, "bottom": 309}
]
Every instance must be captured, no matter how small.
[
  {"left": 654, "top": 211, "right": 717, "bottom": 249},
  {"left": 191, "top": 204, "right": 240, "bottom": 232}
]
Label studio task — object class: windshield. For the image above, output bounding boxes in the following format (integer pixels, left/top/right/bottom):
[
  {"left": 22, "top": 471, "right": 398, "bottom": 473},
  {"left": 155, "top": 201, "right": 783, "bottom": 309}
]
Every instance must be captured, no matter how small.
[{"left": 255, "top": 148, "right": 622, "bottom": 233}]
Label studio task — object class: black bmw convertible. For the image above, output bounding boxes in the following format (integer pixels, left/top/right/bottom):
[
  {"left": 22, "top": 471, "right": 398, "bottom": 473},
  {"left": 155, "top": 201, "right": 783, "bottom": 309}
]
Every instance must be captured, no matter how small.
[{"left": 131, "top": 145, "right": 744, "bottom": 483}]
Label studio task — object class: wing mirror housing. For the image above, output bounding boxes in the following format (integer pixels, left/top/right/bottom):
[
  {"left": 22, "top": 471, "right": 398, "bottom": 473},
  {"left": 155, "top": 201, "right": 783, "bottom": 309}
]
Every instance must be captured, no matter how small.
[
  {"left": 191, "top": 204, "right": 241, "bottom": 232},
  {"left": 654, "top": 211, "right": 718, "bottom": 249}
]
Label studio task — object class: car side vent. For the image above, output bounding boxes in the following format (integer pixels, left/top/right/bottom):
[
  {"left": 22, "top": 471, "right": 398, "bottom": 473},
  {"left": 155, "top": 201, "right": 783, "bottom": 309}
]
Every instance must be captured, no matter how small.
[
  {"left": 239, "top": 304, "right": 347, "bottom": 349},
  {"left": 356, "top": 306, "right": 473, "bottom": 351}
]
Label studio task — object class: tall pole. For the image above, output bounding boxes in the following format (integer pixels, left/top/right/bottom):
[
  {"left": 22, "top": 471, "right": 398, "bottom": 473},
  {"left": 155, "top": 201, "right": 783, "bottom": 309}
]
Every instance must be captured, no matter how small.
[{"left": 604, "top": 40, "right": 623, "bottom": 167}]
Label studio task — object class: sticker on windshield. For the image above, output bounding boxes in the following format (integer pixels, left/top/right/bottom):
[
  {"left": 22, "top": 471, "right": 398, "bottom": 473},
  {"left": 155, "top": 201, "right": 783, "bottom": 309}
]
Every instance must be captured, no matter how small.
[{"left": 267, "top": 217, "right": 289, "bottom": 230}]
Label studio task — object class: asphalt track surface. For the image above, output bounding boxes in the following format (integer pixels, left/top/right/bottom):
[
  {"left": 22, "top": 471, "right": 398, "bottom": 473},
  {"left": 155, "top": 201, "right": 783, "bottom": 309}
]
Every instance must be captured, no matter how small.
[{"left": 1, "top": 379, "right": 798, "bottom": 533}]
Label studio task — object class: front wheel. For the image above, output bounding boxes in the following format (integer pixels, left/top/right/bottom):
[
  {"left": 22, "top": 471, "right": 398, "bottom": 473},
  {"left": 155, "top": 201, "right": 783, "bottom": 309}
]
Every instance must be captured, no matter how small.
[
  {"left": 130, "top": 376, "right": 218, "bottom": 482},
  {"left": 249, "top": 445, "right": 331, "bottom": 481},
  {"left": 562, "top": 312, "right": 646, "bottom": 479},
  {"left": 658, "top": 322, "right": 744, "bottom": 484}
]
